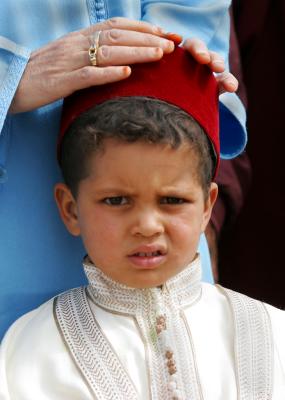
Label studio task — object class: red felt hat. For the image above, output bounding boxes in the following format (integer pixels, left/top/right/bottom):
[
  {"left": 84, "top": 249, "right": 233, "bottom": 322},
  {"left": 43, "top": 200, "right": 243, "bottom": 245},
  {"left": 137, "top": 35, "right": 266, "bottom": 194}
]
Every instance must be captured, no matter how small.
[{"left": 59, "top": 47, "right": 219, "bottom": 176}]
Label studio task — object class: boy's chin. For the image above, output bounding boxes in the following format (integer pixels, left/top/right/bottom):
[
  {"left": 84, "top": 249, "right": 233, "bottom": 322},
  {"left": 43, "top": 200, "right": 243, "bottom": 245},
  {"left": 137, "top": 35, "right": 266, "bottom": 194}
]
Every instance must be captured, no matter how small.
[
  {"left": 92, "top": 257, "right": 196, "bottom": 289},
  {"left": 117, "top": 270, "right": 181, "bottom": 289}
]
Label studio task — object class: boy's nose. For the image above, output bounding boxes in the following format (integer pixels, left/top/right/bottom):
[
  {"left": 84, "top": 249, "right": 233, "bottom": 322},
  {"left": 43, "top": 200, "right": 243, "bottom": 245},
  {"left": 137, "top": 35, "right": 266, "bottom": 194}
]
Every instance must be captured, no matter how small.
[{"left": 131, "top": 209, "right": 164, "bottom": 238}]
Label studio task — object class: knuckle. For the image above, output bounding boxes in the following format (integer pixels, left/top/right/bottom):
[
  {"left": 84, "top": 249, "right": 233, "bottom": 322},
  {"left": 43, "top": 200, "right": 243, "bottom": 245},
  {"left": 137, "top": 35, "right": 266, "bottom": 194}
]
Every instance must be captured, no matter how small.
[
  {"left": 56, "top": 45, "right": 68, "bottom": 59},
  {"left": 210, "top": 51, "right": 219, "bottom": 59},
  {"left": 106, "top": 29, "right": 120, "bottom": 44},
  {"left": 80, "top": 67, "right": 93, "bottom": 81},
  {"left": 98, "top": 45, "right": 109, "bottom": 62},
  {"left": 47, "top": 76, "right": 57, "bottom": 89},
  {"left": 106, "top": 17, "right": 121, "bottom": 28},
  {"left": 96, "top": 67, "right": 113, "bottom": 83},
  {"left": 101, "top": 67, "right": 112, "bottom": 78},
  {"left": 131, "top": 47, "right": 141, "bottom": 57}
]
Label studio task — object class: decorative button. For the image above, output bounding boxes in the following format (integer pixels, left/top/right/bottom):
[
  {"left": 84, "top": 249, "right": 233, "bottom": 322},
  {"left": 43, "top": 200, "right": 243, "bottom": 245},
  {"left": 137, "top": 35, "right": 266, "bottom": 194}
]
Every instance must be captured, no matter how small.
[
  {"left": 166, "top": 350, "right": 173, "bottom": 359},
  {"left": 169, "top": 365, "right": 177, "bottom": 375},
  {"left": 155, "top": 311, "right": 183, "bottom": 399},
  {"left": 167, "top": 359, "right": 175, "bottom": 368}
]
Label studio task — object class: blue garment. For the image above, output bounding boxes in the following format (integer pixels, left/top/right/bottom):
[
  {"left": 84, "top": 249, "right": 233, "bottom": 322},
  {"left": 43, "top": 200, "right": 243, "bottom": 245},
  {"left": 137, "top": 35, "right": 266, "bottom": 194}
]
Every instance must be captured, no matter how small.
[{"left": 0, "top": 0, "right": 246, "bottom": 339}]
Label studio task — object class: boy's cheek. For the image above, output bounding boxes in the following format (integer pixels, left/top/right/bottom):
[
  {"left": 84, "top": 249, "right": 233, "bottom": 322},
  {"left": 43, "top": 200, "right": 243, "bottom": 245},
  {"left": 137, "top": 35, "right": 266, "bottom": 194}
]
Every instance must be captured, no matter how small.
[
  {"left": 81, "top": 216, "right": 122, "bottom": 248},
  {"left": 169, "top": 214, "right": 202, "bottom": 245}
]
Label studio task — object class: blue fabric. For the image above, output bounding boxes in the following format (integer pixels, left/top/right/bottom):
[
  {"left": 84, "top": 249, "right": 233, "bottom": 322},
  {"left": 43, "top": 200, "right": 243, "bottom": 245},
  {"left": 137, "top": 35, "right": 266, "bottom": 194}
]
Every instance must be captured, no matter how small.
[
  {"left": 219, "top": 101, "right": 246, "bottom": 158},
  {"left": 0, "top": 0, "right": 239, "bottom": 339}
]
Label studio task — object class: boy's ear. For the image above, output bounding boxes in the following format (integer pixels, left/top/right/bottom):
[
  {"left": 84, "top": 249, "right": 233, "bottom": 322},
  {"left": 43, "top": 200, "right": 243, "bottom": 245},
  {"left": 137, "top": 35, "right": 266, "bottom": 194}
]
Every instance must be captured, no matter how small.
[
  {"left": 201, "top": 182, "right": 218, "bottom": 233},
  {"left": 54, "top": 183, "right": 81, "bottom": 236}
]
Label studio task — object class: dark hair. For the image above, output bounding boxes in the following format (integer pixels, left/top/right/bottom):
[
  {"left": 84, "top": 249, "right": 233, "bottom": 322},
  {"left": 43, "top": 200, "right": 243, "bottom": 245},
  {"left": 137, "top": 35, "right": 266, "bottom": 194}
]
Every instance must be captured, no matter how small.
[{"left": 59, "top": 97, "right": 215, "bottom": 198}]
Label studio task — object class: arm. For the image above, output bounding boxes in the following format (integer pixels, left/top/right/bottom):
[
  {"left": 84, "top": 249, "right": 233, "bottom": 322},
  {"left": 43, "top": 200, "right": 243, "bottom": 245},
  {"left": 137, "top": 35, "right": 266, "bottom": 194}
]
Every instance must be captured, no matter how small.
[
  {"left": 141, "top": 0, "right": 232, "bottom": 62},
  {"left": 0, "top": 36, "right": 30, "bottom": 133},
  {"left": 8, "top": 18, "right": 176, "bottom": 115}
]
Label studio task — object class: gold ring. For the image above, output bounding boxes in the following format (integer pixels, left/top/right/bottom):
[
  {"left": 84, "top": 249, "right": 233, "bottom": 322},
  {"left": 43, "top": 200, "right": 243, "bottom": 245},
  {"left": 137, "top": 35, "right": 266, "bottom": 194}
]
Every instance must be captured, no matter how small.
[{"left": 88, "top": 30, "right": 102, "bottom": 66}]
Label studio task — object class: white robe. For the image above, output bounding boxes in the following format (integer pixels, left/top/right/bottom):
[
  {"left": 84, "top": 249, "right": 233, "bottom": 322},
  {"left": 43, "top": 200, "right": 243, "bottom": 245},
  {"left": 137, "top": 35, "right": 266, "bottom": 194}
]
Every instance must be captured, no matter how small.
[{"left": 0, "top": 256, "right": 285, "bottom": 400}]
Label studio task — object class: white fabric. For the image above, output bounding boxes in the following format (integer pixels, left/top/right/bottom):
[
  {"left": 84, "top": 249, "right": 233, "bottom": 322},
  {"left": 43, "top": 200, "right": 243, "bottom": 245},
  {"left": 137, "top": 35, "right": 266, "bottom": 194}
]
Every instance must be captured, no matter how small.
[{"left": 0, "top": 260, "right": 285, "bottom": 399}]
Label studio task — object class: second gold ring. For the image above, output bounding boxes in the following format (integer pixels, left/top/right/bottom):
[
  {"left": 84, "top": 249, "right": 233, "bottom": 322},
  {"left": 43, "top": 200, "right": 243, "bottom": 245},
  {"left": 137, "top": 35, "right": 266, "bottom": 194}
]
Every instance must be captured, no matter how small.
[{"left": 89, "top": 30, "right": 102, "bottom": 66}]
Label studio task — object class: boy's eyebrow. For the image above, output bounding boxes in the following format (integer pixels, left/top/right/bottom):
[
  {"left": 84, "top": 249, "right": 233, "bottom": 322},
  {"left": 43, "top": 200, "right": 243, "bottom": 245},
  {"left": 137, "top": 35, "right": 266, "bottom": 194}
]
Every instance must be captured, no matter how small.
[
  {"left": 92, "top": 185, "right": 195, "bottom": 196},
  {"left": 158, "top": 186, "right": 196, "bottom": 195},
  {"left": 91, "top": 187, "right": 136, "bottom": 195},
  {"left": 158, "top": 180, "right": 198, "bottom": 190}
]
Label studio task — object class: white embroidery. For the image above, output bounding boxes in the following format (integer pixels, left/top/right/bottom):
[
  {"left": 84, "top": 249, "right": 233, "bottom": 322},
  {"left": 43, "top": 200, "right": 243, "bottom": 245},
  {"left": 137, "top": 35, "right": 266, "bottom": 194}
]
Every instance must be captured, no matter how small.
[
  {"left": 54, "top": 258, "right": 273, "bottom": 400},
  {"left": 218, "top": 286, "right": 273, "bottom": 400},
  {"left": 55, "top": 288, "right": 139, "bottom": 400}
]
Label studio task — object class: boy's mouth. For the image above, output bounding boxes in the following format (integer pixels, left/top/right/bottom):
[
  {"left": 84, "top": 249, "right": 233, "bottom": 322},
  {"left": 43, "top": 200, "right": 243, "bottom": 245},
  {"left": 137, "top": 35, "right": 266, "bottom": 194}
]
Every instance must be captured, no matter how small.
[
  {"left": 132, "top": 251, "right": 162, "bottom": 257},
  {"left": 128, "top": 247, "right": 166, "bottom": 269}
]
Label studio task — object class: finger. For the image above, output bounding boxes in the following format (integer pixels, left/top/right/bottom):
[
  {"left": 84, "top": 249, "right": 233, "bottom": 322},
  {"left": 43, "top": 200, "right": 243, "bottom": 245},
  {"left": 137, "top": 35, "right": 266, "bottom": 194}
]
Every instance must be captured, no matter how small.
[
  {"left": 164, "top": 32, "right": 183, "bottom": 45},
  {"left": 208, "top": 51, "right": 225, "bottom": 73},
  {"left": 67, "top": 43, "right": 166, "bottom": 72},
  {"left": 83, "top": 17, "right": 165, "bottom": 37},
  {"left": 183, "top": 38, "right": 211, "bottom": 64},
  {"left": 216, "top": 72, "right": 238, "bottom": 94},
  {"left": 67, "top": 66, "right": 132, "bottom": 93},
  {"left": 66, "top": 27, "right": 174, "bottom": 72},
  {"left": 96, "top": 45, "right": 163, "bottom": 66},
  {"left": 97, "top": 29, "right": 174, "bottom": 54}
]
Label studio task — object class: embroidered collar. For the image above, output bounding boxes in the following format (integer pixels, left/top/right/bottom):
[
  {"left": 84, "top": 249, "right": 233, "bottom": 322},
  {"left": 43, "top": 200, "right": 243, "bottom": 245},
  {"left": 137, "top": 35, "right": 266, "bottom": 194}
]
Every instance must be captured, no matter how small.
[{"left": 83, "top": 255, "right": 202, "bottom": 316}]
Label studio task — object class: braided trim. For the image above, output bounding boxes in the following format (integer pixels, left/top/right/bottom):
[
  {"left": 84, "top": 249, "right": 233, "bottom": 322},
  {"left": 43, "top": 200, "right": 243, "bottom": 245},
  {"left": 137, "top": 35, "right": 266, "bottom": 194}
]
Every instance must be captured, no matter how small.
[
  {"left": 54, "top": 287, "right": 139, "bottom": 400},
  {"left": 218, "top": 286, "right": 273, "bottom": 400},
  {"left": 86, "top": 0, "right": 108, "bottom": 24}
]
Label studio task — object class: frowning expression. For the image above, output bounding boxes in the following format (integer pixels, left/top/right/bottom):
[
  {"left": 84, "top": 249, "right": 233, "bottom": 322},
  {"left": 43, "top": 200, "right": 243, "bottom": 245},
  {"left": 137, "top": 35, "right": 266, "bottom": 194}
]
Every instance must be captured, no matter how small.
[{"left": 56, "top": 138, "right": 217, "bottom": 288}]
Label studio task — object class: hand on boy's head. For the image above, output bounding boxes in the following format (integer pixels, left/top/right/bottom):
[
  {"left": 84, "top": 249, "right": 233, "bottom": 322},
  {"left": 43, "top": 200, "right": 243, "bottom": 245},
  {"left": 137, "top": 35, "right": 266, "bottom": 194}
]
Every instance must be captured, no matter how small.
[
  {"left": 183, "top": 38, "right": 238, "bottom": 94},
  {"left": 10, "top": 16, "right": 237, "bottom": 114},
  {"left": 10, "top": 17, "right": 175, "bottom": 114}
]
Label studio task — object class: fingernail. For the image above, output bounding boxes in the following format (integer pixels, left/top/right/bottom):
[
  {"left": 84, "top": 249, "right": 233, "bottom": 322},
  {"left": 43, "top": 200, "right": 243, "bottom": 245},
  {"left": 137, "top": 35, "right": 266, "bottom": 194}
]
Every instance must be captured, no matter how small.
[
  {"left": 213, "top": 62, "right": 225, "bottom": 71},
  {"left": 122, "top": 66, "right": 131, "bottom": 76},
  {"left": 165, "top": 32, "right": 183, "bottom": 44}
]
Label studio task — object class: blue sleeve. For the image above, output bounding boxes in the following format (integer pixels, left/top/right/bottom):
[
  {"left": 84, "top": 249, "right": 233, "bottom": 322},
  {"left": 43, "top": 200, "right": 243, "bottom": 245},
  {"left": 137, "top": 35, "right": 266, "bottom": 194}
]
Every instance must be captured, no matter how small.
[
  {"left": 141, "top": 0, "right": 231, "bottom": 66},
  {"left": 0, "top": 36, "right": 30, "bottom": 133}
]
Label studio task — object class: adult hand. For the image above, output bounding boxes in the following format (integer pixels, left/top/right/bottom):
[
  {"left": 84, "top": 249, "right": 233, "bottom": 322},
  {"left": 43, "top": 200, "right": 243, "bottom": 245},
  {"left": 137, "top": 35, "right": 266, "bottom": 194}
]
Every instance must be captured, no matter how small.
[
  {"left": 10, "top": 18, "right": 237, "bottom": 114},
  {"left": 10, "top": 17, "right": 175, "bottom": 114},
  {"left": 182, "top": 38, "right": 238, "bottom": 94}
]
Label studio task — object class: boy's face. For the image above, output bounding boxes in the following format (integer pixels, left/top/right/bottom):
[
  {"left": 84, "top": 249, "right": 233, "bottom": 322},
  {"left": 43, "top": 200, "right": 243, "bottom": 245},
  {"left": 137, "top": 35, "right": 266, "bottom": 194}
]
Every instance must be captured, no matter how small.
[{"left": 55, "top": 138, "right": 217, "bottom": 288}]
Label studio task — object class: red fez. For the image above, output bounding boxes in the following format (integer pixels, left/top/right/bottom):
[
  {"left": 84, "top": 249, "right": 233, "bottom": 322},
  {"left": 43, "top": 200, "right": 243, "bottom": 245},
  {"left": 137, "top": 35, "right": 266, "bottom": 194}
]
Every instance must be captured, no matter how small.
[{"left": 60, "top": 47, "right": 219, "bottom": 176}]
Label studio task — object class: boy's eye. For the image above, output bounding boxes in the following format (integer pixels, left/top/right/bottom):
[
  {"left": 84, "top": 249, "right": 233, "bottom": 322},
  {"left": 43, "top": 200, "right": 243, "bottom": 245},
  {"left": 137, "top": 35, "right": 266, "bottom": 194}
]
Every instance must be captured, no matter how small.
[
  {"left": 103, "top": 196, "right": 128, "bottom": 206},
  {"left": 160, "top": 197, "right": 185, "bottom": 205}
]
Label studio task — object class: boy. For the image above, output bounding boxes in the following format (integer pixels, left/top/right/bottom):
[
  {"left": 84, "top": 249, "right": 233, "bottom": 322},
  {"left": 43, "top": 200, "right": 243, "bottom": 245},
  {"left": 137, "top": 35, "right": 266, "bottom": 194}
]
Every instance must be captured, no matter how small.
[{"left": 0, "top": 48, "right": 284, "bottom": 399}]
